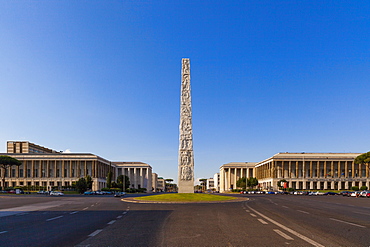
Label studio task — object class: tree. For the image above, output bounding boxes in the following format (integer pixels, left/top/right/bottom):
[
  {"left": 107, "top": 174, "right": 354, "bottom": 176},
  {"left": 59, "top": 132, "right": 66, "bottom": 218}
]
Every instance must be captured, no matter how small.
[
  {"left": 106, "top": 171, "right": 112, "bottom": 188},
  {"left": 85, "top": 175, "right": 93, "bottom": 190},
  {"left": 354, "top": 152, "right": 370, "bottom": 165},
  {"left": 75, "top": 177, "right": 88, "bottom": 194},
  {"left": 117, "top": 175, "right": 130, "bottom": 191},
  {"left": 236, "top": 177, "right": 246, "bottom": 190},
  {"left": 199, "top": 178, "right": 207, "bottom": 191},
  {"left": 354, "top": 152, "right": 370, "bottom": 177},
  {"left": 0, "top": 155, "right": 22, "bottom": 190},
  {"left": 247, "top": 177, "right": 258, "bottom": 189}
]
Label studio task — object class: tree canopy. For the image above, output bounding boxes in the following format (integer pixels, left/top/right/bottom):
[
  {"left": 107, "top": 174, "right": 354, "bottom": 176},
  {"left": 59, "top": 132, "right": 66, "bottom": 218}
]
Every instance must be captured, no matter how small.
[
  {"left": 354, "top": 152, "right": 370, "bottom": 165},
  {"left": 0, "top": 155, "right": 22, "bottom": 189},
  {"left": 236, "top": 177, "right": 246, "bottom": 190}
]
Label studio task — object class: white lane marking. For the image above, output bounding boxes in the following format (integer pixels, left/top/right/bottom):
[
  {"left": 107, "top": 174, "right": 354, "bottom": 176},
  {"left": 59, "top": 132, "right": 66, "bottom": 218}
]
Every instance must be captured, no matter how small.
[
  {"left": 247, "top": 205, "right": 325, "bottom": 247},
  {"left": 0, "top": 231, "right": 8, "bottom": 234},
  {"left": 117, "top": 215, "right": 122, "bottom": 219},
  {"left": 329, "top": 218, "right": 366, "bottom": 228},
  {"left": 245, "top": 210, "right": 250, "bottom": 213},
  {"left": 88, "top": 229, "right": 103, "bottom": 237},
  {"left": 70, "top": 211, "right": 78, "bottom": 215},
  {"left": 91, "top": 205, "right": 94, "bottom": 207},
  {"left": 297, "top": 210, "right": 310, "bottom": 214},
  {"left": 274, "top": 229, "right": 294, "bottom": 240},
  {"left": 46, "top": 216, "right": 63, "bottom": 221},
  {"left": 122, "top": 212, "right": 127, "bottom": 215},
  {"left": 83, "top": 207, "right": 89, "bottom": 210},
  {"left": 250, "top": 213, "right": 257, "bottom": 217},
  {"left": 354, "top": 211, "right": 370, "bottom": 216},
  {"left": 107, "top": 220, "right": 116, "bottom": 225},
  {"left": 258, "top": 219, "right": 268, "bottom": 225},
  {"left": 282, "top": 206, "right": 289, "bottom": 209}
]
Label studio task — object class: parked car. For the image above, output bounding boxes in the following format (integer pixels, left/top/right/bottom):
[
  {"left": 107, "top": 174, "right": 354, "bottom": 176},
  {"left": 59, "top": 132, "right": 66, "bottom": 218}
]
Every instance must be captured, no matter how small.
[
  {"left": 323, "top": 192, "right": 338, "bottom": 196},
  {"left": 50, "top": 191, "right": 64, "bottom": 196},
  {"left": 339, "top": 191, "right": 350, "bottom": 196},
  {"left": 350, "top": 191, "right": 360, "bottom": 197},
  {"left": 360, "top": 191, "right": 370, "bottom": 197},
  {"left": 84, "top": 191, "right": 94, "bottom": 195}
]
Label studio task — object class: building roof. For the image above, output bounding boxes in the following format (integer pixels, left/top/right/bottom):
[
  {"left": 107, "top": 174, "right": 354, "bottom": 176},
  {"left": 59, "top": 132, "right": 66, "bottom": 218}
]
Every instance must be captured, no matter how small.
[
  {"left": 220, "top": 162, "right": 257, "bottom": 169},
  {"left": 255, "top": 152, "right": 362, "bottom": 167}
]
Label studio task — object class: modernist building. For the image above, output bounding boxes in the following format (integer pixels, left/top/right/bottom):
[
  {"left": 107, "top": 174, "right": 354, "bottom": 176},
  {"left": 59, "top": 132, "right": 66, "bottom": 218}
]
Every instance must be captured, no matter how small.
[
  {"left": 1, "top": 141, "right": 153, "bottom": 192},
  {"left": 213, "top": 173, "right": 220, "bottom": 192},
  {"left": 219, "top": 162, "right": 256, "bottom": 192},
  {"left": 114, "top": 162, "right": 152, "bottom": 192},
  {"left": 255, "top": 153, "right": 367, "bottom": 191}
]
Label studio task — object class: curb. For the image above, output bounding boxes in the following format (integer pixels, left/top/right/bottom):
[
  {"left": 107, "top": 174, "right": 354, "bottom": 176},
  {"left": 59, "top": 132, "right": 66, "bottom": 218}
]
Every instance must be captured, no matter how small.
[{"left": 121, "top": 197, "right": 249, "bottom": 204}]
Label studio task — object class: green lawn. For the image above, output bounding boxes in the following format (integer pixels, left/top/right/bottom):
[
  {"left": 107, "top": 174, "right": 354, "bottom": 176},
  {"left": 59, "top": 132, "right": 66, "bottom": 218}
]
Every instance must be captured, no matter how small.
[{"left": 134, "top": 193, "right": 236, "bottom": 202}]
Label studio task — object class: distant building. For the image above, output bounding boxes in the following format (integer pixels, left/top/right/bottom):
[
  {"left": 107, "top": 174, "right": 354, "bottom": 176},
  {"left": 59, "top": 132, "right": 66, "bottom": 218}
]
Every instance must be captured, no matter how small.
[
  {"left": 113, "top": 162, "right": 152, "bottom": 193},
  {"left": 206, "top": 178, "right": 214, "bottom": 190},
  {"left": 157, "top": 177, "right": 165, "bottom": 192},
  {"left": 219, "top": 162, "right": 256, "bottom": 192},
  {"left": 152, "top": 173, "right": 158, "bottom": 192},
  {"left": 213, "top": 173, "right": 220, "bottom": 191}
]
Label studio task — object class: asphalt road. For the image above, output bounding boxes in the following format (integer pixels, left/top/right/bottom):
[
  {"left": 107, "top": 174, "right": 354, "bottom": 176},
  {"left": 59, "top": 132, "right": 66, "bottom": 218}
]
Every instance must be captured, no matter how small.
[{"left": 0, "top": 194, "right": 369, "bottom": 246}]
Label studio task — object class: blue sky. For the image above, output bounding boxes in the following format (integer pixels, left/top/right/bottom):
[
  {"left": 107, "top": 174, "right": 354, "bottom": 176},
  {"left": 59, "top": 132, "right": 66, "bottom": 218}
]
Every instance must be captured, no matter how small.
[{"left": 1, "top": 1, "right": 369, "bottom": 182}]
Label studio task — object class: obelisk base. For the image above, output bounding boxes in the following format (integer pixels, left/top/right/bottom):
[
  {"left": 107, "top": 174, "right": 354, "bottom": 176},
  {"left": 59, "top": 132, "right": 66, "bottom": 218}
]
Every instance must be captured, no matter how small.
[{"left": 178, "top": 180, "right": 194, "bottom": 193}]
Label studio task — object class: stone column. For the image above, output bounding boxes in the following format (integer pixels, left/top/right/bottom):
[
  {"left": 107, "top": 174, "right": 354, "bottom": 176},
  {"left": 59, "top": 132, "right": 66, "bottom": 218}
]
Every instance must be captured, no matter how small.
[{"left": 178, "top": 58, "right": 194, "bottom": 193}]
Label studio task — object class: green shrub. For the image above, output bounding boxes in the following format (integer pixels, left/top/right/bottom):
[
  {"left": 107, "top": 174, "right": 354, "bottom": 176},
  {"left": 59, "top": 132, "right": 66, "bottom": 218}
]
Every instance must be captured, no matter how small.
[
  {"left": 360, "top": 186, "right": 368, "bottom": 190},
  {"left": 351, "top": 186, "right": 359, "bottom": 191}
]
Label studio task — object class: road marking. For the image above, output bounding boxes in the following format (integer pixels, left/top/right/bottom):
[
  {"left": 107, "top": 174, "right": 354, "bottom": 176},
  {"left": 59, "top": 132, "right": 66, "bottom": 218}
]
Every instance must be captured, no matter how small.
[
  {"left": 70, "top": 211, "right": 78, "bottom": 215},
  {"left": 83, "top": 207, "right": 89, "bottom": 210},
  {"left": 250, "top": 213, "right": 257, "bottom": 217},
  {"left": 247, "top": 205, "right": 324, "bottom": 247},
  {"left": 297, "top": 210, "right": 310, "bottom": 214},
  {"left": 91, "top": 205, "right": 95, "bottom": 207},
  {"left": 46, "top": 216, "right": 63, "bottom": 221},
  {"left": 329, "top": 218, "right": 366, "bottom": 228},
  {"left": 258, "top": 219, "right": 268, "bottom": 224},
  {"left": 88, "top": 229, "right": 103, "bottom": 237},
  {"left": 122, "top": 212, "right": 127, "bottom": 215},
  {"left": 0, "top": 231, "right": 8, "bottom": 234},
  {"left": 245, "top": 210, "right": 250, "bottom": 213},
  {"left": 117, "top": 215, "right": 122, "bottom": 219},
  {"left": 274, "top": 229, "right": 294, "bottom": 240},
  {"left": 282, "top": 206, "right": 289, "bottom": 209},
  {"left": 354, "top": 211, "right": 370, "bottom": 216},
  {"left": 107, "top": 220, "right": 116, "bottom": 225}
]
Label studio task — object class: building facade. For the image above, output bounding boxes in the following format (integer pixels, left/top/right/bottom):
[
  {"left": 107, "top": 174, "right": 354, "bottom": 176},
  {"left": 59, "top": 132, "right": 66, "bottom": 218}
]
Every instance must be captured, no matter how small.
[
  {"left": 219, "top": 162, "right": 256, "bottom": 192},
  {"left": 255, "top": 153, "right": 368, "bottom": 191},
  {"left": 114, "top": 162, "right": 152, "bottom": 192},
  {"left": 1, "top": 141, "right": 153, "bottom": 192}
]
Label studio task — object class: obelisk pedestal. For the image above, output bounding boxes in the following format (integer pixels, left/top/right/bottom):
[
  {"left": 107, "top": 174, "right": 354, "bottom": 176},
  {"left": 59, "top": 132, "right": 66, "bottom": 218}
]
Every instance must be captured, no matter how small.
[{"left": 178, "top": 58, "right": 194, "bottom": 193}]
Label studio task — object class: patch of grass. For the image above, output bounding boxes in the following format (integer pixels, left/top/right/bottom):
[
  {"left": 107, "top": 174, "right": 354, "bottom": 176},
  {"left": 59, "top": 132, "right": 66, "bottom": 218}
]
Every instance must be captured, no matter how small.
[{"left": 135, "top": 193, "right": 236, "bottom": 202}]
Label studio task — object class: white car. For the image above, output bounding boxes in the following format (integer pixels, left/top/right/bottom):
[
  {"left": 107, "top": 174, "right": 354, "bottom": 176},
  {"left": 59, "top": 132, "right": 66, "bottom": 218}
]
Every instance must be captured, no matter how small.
[
  {"left": 351, "top": 191, "right": 360, "bottom": 197},
  {"left": 50, "top": 191, "right": 64, "bottom": 196}
]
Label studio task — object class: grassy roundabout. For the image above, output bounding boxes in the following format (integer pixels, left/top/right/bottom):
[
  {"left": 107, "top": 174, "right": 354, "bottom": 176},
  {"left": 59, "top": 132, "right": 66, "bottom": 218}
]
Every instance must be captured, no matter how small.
[{"left": 134, "top": 193, "right": 236, "bottom": 202}]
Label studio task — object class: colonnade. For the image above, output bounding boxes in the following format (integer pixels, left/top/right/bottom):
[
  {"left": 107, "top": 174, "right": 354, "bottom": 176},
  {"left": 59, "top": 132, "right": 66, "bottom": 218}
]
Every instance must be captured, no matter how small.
[
  {"left": 3, "top": 157, "right": 113, "bottom": 190},
  {"left": 117, "top": 167, "right": 152, "bottom": 192},
  {"left": 219, "top": 166, "right": 254, "bottom": 192}
]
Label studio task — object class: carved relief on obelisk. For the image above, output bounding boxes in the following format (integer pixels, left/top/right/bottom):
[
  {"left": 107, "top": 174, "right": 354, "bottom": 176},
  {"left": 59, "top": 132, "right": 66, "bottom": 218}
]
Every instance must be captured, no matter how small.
[{"left": 178, "top": 58, "right": 194, "bottom": 193}]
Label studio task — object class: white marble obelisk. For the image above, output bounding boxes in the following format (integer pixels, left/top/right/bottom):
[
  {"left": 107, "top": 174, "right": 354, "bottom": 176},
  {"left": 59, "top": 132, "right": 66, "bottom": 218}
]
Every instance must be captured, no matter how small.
[{"left": 178, "top": 58, "right": 194, "bottom": 193}]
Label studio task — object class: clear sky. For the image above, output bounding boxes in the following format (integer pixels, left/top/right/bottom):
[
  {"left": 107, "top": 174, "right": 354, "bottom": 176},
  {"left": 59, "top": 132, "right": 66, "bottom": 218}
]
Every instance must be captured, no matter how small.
[{"left": 1, "top": 1, "right": 369, "bottom": 183}]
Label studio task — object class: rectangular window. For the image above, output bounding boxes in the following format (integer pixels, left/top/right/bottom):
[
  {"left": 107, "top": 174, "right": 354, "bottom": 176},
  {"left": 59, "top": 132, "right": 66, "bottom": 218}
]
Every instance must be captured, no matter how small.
[
  {"left": 27, "top": 169, "right": 31, "bottom": 177},
  {"left": 19, "top": 169, "right": 24, "bottom": 177},
  {"left": 56, "top": 169, "right": 60, "bottom": 177},
  {"left": 35, "top": 169, "right": 38, "bottom": 177},
  {"left": 11, "top": 169, "right": 16, "bottom": 177}
]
